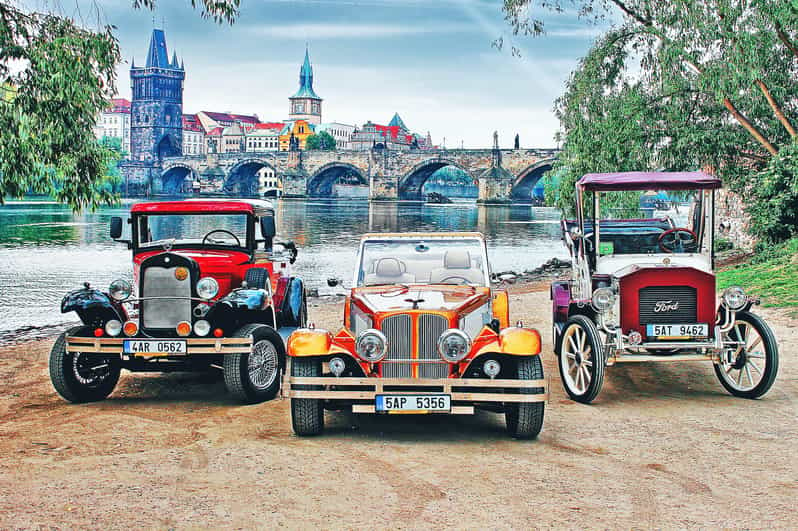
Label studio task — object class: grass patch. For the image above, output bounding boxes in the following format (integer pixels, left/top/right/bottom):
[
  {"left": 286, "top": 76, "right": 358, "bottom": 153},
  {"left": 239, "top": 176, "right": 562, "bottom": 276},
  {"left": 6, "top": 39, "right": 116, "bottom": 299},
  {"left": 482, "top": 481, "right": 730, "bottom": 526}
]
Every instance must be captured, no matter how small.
[{"left": 717, "top": 238, "right": 798, "bottom": 309}]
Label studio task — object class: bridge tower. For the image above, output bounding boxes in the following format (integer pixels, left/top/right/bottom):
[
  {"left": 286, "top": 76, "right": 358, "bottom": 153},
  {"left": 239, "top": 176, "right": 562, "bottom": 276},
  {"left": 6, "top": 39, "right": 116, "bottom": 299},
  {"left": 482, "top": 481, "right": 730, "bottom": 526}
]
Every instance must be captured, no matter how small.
[
  {"left": 288, "top": 47, "right": 322, "bottom": 125},
  {"left": 130, "top": 28, "right": 185, "bottom": 163}
]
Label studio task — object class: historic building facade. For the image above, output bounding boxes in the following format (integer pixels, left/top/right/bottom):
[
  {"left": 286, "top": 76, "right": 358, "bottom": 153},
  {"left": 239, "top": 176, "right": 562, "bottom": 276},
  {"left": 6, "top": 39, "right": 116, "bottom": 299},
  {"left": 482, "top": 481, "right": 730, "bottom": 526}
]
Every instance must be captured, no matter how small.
[
  {"left": 129, "top": 29, "right": 185, "bottom": 162},
  {"left": 288, "top": 48, "right": 322, "bottom": 124},
  {"left": 93, "top": 98, "right": 131, "bottom": 152}
]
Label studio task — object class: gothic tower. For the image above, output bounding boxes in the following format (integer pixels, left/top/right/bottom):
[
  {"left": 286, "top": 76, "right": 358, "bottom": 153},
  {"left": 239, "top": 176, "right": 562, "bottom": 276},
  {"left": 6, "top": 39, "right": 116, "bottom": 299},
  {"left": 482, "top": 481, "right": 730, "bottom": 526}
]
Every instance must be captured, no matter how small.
[
  {"left": 130, "top": 28, "right": 185, "bottom": 162},
  {"left": 288, "top": 47, "right": 322, "bottom": 124}
]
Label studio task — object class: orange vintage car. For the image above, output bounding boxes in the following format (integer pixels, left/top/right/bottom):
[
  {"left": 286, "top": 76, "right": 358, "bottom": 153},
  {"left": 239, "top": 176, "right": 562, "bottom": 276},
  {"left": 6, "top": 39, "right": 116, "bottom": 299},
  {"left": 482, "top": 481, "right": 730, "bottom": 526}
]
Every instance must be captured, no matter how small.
[{"left": 284, "top": 232, "right": 547, "bottom": 438}]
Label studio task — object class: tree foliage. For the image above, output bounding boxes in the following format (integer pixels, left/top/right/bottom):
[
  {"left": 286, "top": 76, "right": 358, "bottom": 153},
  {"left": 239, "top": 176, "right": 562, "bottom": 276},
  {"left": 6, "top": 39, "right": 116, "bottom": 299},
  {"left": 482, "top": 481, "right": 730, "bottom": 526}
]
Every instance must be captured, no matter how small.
[
  {"left": 0, "top": 1, "right": 238, "bottom": 210},
  {"left": 504, "top": 0, "right": 798, "bottom": 241},
  {"left": 305, "top": 131, "right": 336, "bottom": 150}
]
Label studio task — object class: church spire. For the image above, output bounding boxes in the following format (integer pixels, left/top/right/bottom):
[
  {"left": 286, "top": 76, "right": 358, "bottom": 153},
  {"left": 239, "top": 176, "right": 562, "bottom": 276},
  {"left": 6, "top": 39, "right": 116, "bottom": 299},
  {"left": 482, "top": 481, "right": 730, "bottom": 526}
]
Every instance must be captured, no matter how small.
[
  {"left": 291, "top": 46, "right": 320, "bottom": 99},
  {"left": 171, "top": 51, "right": 179, "bottom": 69},
  {"left": 145, "top": 28, "right": 170, "bottom": 68}
]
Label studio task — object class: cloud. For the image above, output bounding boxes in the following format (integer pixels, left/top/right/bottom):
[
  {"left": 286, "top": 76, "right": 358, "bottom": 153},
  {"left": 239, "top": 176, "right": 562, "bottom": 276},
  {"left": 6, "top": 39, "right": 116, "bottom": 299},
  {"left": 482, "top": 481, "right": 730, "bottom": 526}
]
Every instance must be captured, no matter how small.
[{"left": 242, "top": 22, "right": 473, "bottom": 39}]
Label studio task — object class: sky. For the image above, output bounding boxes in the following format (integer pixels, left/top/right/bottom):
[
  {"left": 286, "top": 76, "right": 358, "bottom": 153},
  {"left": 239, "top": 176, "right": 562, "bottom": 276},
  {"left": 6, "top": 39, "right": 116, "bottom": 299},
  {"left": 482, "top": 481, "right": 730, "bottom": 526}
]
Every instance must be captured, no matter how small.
[{"left": 25, "top": 0, "right": 610, "bottom": 148}]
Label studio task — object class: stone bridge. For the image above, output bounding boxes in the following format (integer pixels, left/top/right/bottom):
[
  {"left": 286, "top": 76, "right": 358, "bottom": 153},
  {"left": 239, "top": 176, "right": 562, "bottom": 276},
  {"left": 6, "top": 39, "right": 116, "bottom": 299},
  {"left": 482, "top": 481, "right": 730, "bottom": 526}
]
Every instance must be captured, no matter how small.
[{"left": 122, "top": 147, "right": 558, "bottom": 202}]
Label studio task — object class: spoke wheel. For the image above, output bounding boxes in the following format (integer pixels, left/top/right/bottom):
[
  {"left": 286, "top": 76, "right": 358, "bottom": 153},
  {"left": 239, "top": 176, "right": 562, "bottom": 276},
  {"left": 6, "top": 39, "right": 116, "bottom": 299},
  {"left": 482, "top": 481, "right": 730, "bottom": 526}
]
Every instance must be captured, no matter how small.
[
  {"left": 49, "top": 326, "right": 120, "bottom": 404},
  {"left": 715, "top": 311, "right": 778, "bottom": 399},
  {"left": 557, "top": 315, "right": 605, "bottom": 404},
  {"left": 248, "top": 339, "right": 279, "bottom": 390},
  {"left": 224, "top": 324, "right": 284, "bottom": 403}
]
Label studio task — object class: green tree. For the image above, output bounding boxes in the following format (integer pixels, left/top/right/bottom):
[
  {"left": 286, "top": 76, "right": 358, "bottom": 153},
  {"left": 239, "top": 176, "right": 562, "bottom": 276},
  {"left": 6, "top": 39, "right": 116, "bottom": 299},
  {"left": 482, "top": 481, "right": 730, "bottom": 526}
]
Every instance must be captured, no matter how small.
[
  {"left": 305, "top": 131, "right": 336, "bottom": 150},
  {"left": 502, "top": 0, "right": 798, "bottom": 240},
  {"left": 0, "top": 1, "right": 238, "bottom": 210}
]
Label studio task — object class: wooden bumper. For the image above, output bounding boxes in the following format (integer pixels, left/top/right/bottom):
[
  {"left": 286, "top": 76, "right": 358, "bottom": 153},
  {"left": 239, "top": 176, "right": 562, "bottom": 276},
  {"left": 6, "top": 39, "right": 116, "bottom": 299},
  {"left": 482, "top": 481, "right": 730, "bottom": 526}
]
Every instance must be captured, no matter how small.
[
  {"left": 65, "top": 336, "right": 252, "bottom": 356},
  {"left": 283, "top": 374, "right": 548, "bottom": 404}
]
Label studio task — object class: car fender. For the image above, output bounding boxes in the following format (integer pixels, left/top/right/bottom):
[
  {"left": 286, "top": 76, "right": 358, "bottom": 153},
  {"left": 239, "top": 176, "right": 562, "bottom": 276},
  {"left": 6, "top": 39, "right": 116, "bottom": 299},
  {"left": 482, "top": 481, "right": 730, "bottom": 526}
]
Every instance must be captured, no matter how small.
[
  {"left": 287, "top": 328, "right": 353, "bottom": 358},
  {"left": 219, "top": 288, "right": 268, "bottom": 310},
  {"left": 61, "top": 287, "right": 126, "bottom": 326},
  {"left": 472, "top": 326, "right": 542, "bottom": 357}
]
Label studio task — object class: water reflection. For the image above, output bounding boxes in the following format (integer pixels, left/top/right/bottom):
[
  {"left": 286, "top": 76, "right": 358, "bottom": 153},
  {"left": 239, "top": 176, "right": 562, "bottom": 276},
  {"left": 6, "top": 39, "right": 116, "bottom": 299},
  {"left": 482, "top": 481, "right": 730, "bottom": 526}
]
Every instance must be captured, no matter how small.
[{"left": 0, "top": 199, "right": 566, "bottom": 335}]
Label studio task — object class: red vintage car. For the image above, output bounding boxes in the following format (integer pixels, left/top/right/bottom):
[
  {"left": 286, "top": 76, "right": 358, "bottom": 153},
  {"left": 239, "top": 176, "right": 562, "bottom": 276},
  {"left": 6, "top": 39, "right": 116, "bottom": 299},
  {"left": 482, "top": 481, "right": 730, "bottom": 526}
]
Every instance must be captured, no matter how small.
[
  {"left": 284, "top": 232, "right": 547, "bottom": 439},
  {"left": 552, "top": 171, "right": 779, "bottom": 403},
  {"left": 49, "top": 199, "right": 306, "bottom": 404}
]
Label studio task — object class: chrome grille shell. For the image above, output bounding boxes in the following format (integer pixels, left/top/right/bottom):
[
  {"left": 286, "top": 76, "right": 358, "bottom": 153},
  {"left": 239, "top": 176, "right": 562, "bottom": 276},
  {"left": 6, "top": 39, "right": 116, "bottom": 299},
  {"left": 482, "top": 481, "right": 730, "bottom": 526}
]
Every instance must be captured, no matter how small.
[
  {"left": 379, "top": 313, "right": 450, "bottom": 378},
  {"left": 141, "top": 266, "right": 192, "bottom": 329}
]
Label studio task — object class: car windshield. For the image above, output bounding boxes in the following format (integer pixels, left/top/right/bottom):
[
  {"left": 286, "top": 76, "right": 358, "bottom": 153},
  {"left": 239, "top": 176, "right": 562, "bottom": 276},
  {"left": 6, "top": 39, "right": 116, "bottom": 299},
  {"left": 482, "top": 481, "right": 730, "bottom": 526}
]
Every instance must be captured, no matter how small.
[
  {"left": 137, "top": 214, "right": 249, "bottom": 248},
  {"left": 586, "top": 189, "right": 709, "bottom": 255},
  {"left": 357, "top": 239, "right": 487, "bottom": 287}
]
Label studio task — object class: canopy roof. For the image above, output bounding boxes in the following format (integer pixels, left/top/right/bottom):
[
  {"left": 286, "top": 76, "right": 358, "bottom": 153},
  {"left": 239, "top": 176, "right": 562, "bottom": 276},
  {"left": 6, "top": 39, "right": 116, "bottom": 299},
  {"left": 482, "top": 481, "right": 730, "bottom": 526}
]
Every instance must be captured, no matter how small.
[
  {"left": 578, "top": 171, "right": 721, "bottom": 191},
  {"left": 131, "top": 199, "right": 273, "bottom": 216}
]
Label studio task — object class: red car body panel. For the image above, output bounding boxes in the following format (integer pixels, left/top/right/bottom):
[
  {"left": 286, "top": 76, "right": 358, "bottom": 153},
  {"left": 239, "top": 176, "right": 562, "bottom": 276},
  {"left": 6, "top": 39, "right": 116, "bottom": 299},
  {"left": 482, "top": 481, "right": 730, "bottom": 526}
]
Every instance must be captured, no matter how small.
[{"left": 619, "top": 267, "right": 716, "bottom": 337}]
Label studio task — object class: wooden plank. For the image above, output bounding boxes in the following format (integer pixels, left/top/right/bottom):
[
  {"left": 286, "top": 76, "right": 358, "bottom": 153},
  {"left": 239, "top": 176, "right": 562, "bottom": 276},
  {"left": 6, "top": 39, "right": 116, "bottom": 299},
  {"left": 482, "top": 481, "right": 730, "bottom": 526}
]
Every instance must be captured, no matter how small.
[
  {"left": 284, "top": 376, "right": 547, "bottom": 387},
  {"left": 451, "top": 393, "right": 547, "bottom": 403}
]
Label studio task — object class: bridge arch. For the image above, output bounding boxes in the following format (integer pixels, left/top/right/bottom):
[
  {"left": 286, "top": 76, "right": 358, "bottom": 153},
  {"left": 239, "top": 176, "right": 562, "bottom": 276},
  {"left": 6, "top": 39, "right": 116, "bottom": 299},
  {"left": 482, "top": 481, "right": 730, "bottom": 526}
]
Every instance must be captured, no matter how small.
[
  {"left": 224, "top": 157, "right": 279, "bottom": 197},
  {"left": 398, "top": 158, "right": 477, "bottom": 200},
  {"left": 307, "top": 162, "right": 367, "bottom": 198},
  {"left": 160, "top": 163, "right": 197, "bottom": 196},
  {"left": 510, "top": 159, "right": 555, "bottom": 202}
]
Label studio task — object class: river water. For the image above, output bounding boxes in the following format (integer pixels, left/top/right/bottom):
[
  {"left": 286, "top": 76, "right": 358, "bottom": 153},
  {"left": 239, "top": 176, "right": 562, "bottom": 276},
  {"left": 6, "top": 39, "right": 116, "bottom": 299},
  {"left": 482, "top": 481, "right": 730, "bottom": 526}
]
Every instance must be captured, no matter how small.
[{"left": 0, "top": 199, "right": 566, "bottom": 339}]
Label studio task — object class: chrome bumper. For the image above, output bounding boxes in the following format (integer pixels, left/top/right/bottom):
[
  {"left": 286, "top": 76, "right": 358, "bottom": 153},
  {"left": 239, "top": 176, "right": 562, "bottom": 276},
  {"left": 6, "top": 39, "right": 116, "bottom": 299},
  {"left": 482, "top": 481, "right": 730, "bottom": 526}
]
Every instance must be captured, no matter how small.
[
  {"left": 608, "top": 325, "right": 726, "bottom": 364},
  {"left": 284, "top": 364, "right": 548, "bottom": 415},
  {"left": 65, "top": 336, "right": 252, "bottom": 357}
]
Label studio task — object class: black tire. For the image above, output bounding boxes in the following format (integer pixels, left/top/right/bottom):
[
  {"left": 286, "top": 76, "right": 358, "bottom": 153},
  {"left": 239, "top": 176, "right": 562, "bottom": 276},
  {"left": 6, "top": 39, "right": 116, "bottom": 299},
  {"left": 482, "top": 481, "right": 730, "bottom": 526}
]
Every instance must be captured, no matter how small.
[
  {"left": 557, "top": 315, "right": 605, "bottom": 404},
  {"left": 49, "top": 326, "right": 121, "bottom": 403},
  {"left": 223, "top": 324, "right": 284, "bottom": 403},
  {"left": 290, "top": 357, "right": 324, "bottom": 436},
  {"left": 714, "top": 311, "right": 779, "bottom": 399},
  {"left": 505, "top": 356, "right": 545, "bottom": 439},
  {"left": 244, "top": 267, "right": 270, "bottom": 290}
]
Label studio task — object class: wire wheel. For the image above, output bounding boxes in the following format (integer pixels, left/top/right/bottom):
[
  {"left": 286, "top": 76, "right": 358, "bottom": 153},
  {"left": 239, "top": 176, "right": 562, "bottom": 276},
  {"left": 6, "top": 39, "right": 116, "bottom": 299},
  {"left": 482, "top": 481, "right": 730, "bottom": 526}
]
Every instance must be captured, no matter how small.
[
  {"left": 557, "top": 315, "right": 605, "bottom": 403},
  {"left": 715, "top": 311, "right": 778, "bottom": 399},
  {"left": 71, "top": 353, "right": 114, "bottom": 387},
  {"left": 248, "top": 339, "right": 279, "bottom": 390}
]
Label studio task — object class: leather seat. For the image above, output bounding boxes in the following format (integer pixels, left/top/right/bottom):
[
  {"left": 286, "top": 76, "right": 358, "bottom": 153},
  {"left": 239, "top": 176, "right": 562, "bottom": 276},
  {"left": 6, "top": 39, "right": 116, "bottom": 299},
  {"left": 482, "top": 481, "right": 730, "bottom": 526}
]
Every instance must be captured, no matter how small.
[
  {"left": 428, "top": 250, "right": 484, "bottom": 284},
  {"left": 363, "top": 258, "right": 415, "bottom": 285}
]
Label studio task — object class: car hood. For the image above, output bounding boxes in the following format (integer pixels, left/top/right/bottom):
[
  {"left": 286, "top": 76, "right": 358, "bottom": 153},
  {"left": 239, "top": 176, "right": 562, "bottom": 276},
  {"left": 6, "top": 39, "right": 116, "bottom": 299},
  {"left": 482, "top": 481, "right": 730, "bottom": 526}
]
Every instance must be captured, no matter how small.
[
  {"left": 351, "top": 285, "right": 490, "bottom": 314},
  {"left": 134, "top": 248, "right": 252, "bottom": 268}
]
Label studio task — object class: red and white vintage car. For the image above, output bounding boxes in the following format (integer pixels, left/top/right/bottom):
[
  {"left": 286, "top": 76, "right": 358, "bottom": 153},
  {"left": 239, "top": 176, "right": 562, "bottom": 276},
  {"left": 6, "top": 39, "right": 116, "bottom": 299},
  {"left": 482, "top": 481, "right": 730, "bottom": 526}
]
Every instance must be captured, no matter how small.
[
  {"left": 284, "top": 232, "right": 547, "bottom": 438},
  {"left": 49, "top": 199, "right": 306, "bottom": 404},
  {"left": 552, "top": 172, "right": 779, "bottom": 403}
]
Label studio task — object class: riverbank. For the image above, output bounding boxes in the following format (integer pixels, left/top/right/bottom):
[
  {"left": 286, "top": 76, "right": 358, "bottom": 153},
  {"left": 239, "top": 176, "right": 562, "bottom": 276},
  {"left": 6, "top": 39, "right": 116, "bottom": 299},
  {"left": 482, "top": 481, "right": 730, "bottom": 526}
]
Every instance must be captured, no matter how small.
[{"left": 1, "top": 281, "right": 795, "bottom": 529}]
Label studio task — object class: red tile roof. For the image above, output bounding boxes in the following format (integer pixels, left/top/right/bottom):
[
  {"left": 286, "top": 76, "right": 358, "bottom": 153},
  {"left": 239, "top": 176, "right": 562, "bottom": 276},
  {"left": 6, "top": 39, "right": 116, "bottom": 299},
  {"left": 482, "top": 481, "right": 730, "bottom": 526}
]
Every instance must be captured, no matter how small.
[
  {"left": 202, "top": 111, "right": 259, "bottom": 124},
  {"left": 206, "top": 127, "right": 223, "bottom": 136},
  {"left": 182, "top": 114, "right": 204, "bottom": 132},
  {"left": 108, "top": 98, "right": 131, "bottom": 113},
  {"left": 373, "top": 124, "right": 400, "bottom": 140},
  {"left": 254, "top": 122, "right": 285, "bottom": 130}
]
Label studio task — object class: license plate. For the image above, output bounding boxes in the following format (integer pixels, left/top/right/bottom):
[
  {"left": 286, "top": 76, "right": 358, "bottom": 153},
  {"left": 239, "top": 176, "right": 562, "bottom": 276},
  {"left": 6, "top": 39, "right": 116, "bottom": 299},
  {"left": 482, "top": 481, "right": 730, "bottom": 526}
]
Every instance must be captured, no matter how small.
[
  {"left": 645, "top": 323, "right": 708, "bottom": 339},
  {"left": 123, "top": 340, "right": 187, "bottom": 355},
  {"left": 375, "top": 394, "right": 451, "bottom": 413}
]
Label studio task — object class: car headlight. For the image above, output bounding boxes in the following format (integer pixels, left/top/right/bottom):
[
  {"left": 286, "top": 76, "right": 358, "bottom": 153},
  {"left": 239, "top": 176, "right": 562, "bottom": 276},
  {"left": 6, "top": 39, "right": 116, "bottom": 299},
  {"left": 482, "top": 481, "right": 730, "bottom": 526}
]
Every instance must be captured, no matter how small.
[
  {"left": 105, "top": 319, "right": 122, "bottom": 336},
  {"left": 196, "top": 277, "right": 219, "bottom": 300},
  {"left": 437, "top": 329, "right": 472, "bottom": 363},
  {"left": 355, "top": 329, "right": 388, "bottom": 362},
  {"left": 591, "top": 287, "right": 615, "bottom": 312},
  {"left": 194, "top": 319, "right": 211, "bottom": 337},
  {"left": 108, "top": 279, "right": 132, "bottom": 301},
  {"left": 722, "top": 286, "right": 747, "bottom": 310}
]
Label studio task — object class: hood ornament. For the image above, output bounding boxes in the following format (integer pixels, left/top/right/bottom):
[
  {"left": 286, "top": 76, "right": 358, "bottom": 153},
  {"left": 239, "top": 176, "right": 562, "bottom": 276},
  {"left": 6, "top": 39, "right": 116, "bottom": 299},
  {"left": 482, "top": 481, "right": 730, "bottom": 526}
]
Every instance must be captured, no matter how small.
[{"left": 162, "top": 238, "right": 175, "bottom": 252}]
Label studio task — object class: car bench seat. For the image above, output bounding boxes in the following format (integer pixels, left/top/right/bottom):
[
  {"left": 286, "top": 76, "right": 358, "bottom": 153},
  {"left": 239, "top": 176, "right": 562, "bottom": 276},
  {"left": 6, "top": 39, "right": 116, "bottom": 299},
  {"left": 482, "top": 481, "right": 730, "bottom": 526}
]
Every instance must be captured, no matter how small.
[
  {"left": 364, "top": 258, "right": 415, "bottom": 285},
  {"left": 429, "top": 250, "right": 484, "bottom": 284}
]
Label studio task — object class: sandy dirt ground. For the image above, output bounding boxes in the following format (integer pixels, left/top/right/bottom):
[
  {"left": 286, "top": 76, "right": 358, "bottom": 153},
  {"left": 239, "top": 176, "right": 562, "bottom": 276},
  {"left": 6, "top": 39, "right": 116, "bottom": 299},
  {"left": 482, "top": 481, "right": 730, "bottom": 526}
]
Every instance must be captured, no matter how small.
[{"left": 0, "top": 283, "right": 795, "bottom": 529}]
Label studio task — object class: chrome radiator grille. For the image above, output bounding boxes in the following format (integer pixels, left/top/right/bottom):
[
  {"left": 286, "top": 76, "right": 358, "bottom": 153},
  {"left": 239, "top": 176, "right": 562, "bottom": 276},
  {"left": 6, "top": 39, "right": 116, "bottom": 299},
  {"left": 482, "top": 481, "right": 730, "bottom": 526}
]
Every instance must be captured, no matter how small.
[
  {"left": 380, "top": 313, "right": 449, "bottom": 378},
  {"left": 141, "top": 266, "right": 191, "bottom": 329},
  {"left": 639, "top": 285, "right": 697, "bottom": 325},
  {"left": 418, "top": 314, "right": 449, "bottom": 378}
]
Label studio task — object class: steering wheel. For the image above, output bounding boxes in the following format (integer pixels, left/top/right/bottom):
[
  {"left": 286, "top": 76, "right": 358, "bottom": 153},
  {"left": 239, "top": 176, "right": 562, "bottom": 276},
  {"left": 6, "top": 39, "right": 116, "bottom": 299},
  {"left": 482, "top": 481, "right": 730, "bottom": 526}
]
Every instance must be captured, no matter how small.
[
  {"left": 437, "top": 275, "right": 471, "bottom": 285},
  {"left": 202, "top": 229, "right": 241, "bottom": 247},
  {"left": 658, "top": 228, "right": 698, "bottom": 253}
]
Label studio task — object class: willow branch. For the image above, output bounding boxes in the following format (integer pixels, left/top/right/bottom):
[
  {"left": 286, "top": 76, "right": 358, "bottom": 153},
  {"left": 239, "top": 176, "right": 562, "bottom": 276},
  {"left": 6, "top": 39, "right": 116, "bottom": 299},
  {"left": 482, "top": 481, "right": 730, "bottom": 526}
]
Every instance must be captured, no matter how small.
[
  {"left": 775, "top": 22, "right": 798, "bottom": 59},
  {"left": 723, "top": 98, "right": 778, "bottom": 155},
  {"left": 755, "top": 79, "right": 797, "bottom": 138}
]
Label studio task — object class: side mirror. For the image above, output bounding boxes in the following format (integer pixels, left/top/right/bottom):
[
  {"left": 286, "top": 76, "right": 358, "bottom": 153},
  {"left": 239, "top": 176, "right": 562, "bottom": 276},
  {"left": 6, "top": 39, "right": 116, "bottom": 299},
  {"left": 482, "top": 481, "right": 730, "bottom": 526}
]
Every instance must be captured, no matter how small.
[
  {"left": 260, "top": 216, "right": 276, "bottom": 239},
  {"left": 110, "top": 217, "right": 123, "bottom": 239}
]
